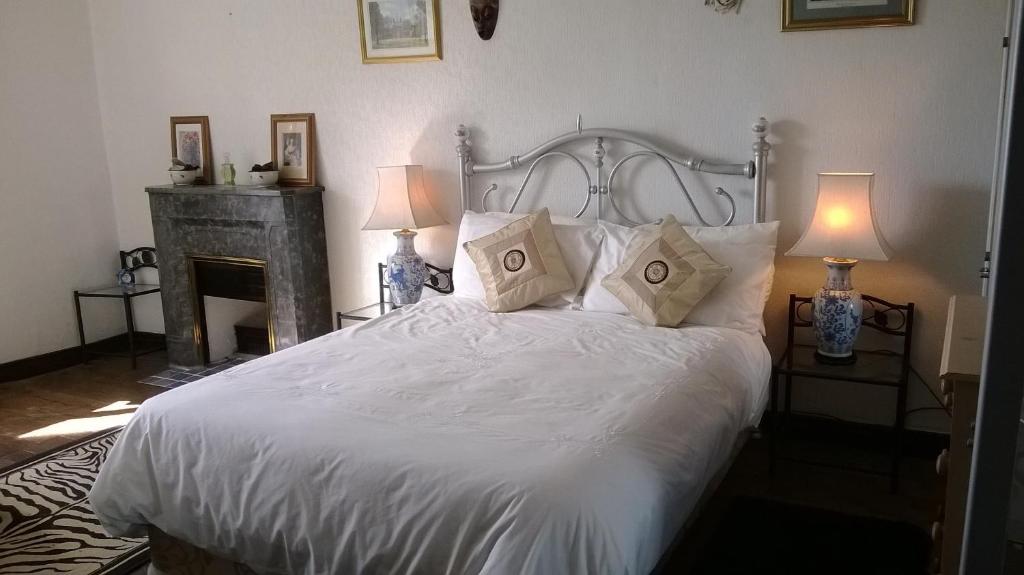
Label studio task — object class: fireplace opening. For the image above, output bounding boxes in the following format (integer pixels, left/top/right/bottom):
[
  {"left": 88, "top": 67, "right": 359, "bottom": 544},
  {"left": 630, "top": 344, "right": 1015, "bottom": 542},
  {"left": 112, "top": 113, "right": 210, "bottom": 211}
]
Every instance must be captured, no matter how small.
[{"left": 187, "top": 256, "right": 274, "bottom": 365}]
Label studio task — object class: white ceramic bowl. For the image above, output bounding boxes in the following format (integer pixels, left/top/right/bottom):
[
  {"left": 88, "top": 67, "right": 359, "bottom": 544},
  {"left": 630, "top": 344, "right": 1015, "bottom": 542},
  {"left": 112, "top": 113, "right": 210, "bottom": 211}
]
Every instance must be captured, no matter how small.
[
  {"left": 249, "top": 170, "right": 280, "bottom": 185},
  {"left": 169, "top": 169, "right": 198, "bottom": 185}
]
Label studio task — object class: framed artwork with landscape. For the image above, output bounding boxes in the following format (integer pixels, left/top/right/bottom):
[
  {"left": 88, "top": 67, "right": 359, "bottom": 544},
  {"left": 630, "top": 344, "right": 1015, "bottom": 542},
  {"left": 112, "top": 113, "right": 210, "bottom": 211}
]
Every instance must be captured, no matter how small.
[
  {"left": 271, "top": 113, "right": 317, "bottom": 187},
  {"left": 170, "top": 116, "right": 213, "bottom": 184},
  {"left": 783, "top": 0, "right": 915, "bottom": 31},
  {"left": 357, "top": 0, "right": 442, "bottom": 64}
]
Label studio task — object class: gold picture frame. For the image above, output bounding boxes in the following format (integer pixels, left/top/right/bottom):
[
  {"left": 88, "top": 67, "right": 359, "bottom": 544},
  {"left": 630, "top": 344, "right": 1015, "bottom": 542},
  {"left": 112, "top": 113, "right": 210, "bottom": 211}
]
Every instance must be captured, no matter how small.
[
  {"left": 170, "top": 116, "right": 213, "bottom": 184},
  {"left": 357, "top": 0, "right": 442, "bottom": 64},
  {"left": 782, "top": 0, "right": 915, "bottom": 32},
  {"left": 271, "top": 113, "right": 317, "bottom": 187}
]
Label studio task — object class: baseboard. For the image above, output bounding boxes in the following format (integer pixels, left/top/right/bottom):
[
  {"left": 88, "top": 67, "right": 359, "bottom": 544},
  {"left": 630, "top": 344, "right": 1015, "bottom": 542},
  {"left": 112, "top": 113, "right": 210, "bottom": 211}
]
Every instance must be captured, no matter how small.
[
  {"left": 768, "top": 412, "right": 949, "bottom": 459},
  {"left": 0, "top": 332, "right": 165, "bottom": 384}
]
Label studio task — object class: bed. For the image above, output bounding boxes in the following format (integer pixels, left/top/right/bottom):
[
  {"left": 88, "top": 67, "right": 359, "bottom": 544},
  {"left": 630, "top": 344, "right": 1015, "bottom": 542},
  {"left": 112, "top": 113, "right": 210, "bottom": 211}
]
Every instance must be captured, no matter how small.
[{"left": 90, "top": 117, "right": 775, "bottom": 574}]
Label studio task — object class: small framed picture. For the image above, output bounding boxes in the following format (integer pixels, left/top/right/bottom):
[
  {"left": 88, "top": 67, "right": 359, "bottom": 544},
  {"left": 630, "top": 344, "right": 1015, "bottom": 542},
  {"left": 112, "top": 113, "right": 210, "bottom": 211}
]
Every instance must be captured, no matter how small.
[
  {"left": 357, "top": 0, "right": 442, "bottom": 64},
  {"left": 170, "top": 116, "right": 213, "bottom": 184},
  {"left": 271, "top": 113, "right": 317, "bottom": 187},
  {"left": 783, "top": 0, "right": 915, "bottom": 32}
]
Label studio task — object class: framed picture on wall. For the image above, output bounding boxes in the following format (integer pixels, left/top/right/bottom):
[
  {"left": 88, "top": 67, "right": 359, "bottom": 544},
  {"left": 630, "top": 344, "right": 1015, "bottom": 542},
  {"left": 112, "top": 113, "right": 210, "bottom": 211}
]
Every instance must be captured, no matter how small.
[
  {"left": 782, "top": 0, "right": 915, "bottom": 32},
  {"left": 170, "top": 116, "right": 213, "bottom": 184},
  {"left": 271, "top": 113, "right": 317, "bottom": 187},
  {"left": 357, "top": 0, "right": 442, "bottom": 64}
]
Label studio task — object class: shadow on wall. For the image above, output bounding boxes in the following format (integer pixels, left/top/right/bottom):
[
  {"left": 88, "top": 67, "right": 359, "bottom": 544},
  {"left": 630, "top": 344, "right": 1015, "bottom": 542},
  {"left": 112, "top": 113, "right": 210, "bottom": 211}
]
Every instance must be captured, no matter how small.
[
  {"left": 410, "top": 116, "right": 466, "bottom": 268},
  {"left": 758, "top": 118, "right": 811, "bottom": 356},
  {"left": 768, "top": 118, "right": 811, "bottom": 244},
  {"left": 324, "top": 180, "right": 368, "bottom": 314},
  {"left": 900, "top": 184, "right": 988, "bottom": 297}
]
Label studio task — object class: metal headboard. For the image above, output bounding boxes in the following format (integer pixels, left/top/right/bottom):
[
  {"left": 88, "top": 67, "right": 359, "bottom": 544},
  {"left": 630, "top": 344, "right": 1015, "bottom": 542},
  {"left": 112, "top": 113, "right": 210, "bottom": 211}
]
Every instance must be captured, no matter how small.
[{"left": 455, "top": 117, "right": 771, "bottom": 225}]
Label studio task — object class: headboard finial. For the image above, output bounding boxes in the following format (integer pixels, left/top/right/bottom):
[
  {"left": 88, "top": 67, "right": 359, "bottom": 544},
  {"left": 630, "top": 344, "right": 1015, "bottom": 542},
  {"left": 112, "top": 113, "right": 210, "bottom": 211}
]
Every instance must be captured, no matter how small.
[
  {"left": 456, "top": 124, "right": 473, "bottom": 212},
  {"left": 752, "top": 117, "right": 770, "bottom": 155},
  {"left": 751, "top": 117, "right": 770, "bottom": 223}
]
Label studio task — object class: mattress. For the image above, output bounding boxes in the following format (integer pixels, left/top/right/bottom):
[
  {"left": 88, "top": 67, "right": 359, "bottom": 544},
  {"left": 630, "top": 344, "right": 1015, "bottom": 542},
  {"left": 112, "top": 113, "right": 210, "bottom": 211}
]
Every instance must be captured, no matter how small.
[{"left": 90, "top": 297, "right": 771, "bottom": 574}]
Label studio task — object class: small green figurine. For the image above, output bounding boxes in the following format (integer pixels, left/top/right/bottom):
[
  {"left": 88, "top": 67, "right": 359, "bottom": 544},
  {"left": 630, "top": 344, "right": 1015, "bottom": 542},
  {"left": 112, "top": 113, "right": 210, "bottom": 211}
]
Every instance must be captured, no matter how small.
[{"left": 221, "top": 153, "right": 236, "bottom": 185}]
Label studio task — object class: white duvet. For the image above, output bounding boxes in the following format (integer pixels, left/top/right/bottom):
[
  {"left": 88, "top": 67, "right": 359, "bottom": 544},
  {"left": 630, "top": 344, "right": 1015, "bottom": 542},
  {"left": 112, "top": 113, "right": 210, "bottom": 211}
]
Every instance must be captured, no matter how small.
[{"left": 90, "top": 297, "right": 770, "bottom": 575}]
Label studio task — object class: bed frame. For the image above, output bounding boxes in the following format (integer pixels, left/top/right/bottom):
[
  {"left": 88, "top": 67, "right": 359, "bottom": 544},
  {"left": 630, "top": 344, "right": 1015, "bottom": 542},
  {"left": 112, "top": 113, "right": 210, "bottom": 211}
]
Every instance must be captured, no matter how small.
[
  {"left": 146, "top": 118, "right": 773, "bottom": 575},
  {"left": 456, "top": 116, "right": 771, "bottom": 226}
]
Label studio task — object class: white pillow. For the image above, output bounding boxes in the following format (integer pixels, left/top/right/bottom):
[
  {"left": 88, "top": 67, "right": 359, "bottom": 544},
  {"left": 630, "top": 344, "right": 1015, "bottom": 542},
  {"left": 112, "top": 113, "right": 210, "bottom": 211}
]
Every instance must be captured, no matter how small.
[
  {"left": 580, "top": 219, "right": 779, "bottom": 334},
  {"left": 453, "top": 211, "right": 604, "bottom": 308},
  {"left": 578, "top": 222, "right": 649, "bottom": 315}
]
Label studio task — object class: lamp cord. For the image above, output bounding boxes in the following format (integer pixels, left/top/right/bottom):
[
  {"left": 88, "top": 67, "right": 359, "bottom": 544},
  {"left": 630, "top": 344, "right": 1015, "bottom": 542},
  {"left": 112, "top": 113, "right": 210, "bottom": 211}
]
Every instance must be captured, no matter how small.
[
  {"left": 785, "top": 349, "right": 952, "bottom": 427},
  {"left": 857, "top": 348, "right": 952, "bottom": 418}
]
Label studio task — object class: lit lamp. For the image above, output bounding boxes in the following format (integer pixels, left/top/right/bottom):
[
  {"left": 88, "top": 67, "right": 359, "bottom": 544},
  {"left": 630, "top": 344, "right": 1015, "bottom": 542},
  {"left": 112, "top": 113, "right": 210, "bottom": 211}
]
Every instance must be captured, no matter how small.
[
  {"left": 787, "top": 173, "right": 890, "bottom": 365},
  {"left": 362, "top": 165, "right": 447, "bottom": 306}
]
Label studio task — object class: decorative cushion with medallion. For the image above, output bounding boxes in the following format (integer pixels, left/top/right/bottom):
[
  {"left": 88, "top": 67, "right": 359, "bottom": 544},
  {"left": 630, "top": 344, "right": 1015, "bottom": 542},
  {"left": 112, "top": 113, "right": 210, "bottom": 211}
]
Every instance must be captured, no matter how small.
[
  {"left": 463, "top": 208, "right": 575, "bottom": 312},
  {"left": 601, "top": 215, "right": 731, "bottom": 327}
]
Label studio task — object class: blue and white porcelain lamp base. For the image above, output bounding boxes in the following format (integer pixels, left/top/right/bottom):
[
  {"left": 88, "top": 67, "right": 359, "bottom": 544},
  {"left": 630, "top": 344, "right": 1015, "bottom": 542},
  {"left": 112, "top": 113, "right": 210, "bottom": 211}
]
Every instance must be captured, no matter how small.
[
  {"left": 387, "top": 229, "right": 428, "bottom": 307},
  {"left": 812, "top": 257, "right": 863, "bottom": 366}
]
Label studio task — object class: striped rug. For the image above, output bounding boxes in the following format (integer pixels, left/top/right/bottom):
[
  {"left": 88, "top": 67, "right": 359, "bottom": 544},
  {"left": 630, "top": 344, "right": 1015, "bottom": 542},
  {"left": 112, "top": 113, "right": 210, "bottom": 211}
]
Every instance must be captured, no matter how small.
[{"left": 0, "top": 429, "right": 147, "bottom": 574}]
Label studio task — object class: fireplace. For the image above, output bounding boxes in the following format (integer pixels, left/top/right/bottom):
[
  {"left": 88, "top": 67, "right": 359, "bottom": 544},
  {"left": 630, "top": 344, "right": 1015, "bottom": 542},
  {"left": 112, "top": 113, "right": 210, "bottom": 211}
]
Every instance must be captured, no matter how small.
[
  {"left": 147, "top": 184, "right": 332, "bottom": 368},
  {"left": 188, "top": 255, "right": 274, "bottom": 364}
]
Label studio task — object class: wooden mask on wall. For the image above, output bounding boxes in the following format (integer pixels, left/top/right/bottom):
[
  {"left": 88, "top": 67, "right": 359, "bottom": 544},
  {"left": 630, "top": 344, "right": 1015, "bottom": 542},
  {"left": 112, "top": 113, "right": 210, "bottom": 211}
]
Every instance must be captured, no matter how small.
[{"left": 470, "top": 0, "right": 499, "bottom": 40}]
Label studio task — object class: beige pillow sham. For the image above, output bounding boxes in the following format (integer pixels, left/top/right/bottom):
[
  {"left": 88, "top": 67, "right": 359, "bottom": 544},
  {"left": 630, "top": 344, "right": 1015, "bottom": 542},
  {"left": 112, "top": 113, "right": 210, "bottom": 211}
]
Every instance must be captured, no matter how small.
[
  {"left": 600, "top": 215, "right": 730, "bottom": 327},
  {"left": 463, "top": 208, "right": 575, "bottom": 312}
]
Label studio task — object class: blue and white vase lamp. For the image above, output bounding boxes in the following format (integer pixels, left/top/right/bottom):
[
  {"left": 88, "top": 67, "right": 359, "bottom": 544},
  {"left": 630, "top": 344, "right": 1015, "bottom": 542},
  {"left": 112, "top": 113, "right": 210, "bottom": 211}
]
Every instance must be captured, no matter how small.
[
  {"left": 787, "top": 173, "right": 891, "bottom": 365},
  {"left": 362, "top": 165, "right": 447, "bottom": 306}
]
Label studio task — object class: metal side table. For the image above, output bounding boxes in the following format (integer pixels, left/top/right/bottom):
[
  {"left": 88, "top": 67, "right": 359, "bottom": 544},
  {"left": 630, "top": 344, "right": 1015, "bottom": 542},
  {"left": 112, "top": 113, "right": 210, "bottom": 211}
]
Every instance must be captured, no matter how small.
[
  {"left": 73, "top": 284, "right": 165, "bottom": 369},
  {"left": 770, "top": 293, "right": 915, "bottom": 493}
]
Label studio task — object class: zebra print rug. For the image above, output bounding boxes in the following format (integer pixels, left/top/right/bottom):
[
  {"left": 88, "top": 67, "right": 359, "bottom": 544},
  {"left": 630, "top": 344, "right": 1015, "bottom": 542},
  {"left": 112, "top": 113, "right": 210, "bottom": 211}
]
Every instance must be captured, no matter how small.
[{"left": 0, "top": 429, "right": 147, "bottom": 574}]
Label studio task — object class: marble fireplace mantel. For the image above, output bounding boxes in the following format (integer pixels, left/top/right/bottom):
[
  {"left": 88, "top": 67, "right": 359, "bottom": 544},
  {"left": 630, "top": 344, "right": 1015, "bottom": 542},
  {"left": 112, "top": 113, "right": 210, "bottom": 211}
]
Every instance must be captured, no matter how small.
[{"left": 147, "top": 184, "right": 332, "bottom": 368}]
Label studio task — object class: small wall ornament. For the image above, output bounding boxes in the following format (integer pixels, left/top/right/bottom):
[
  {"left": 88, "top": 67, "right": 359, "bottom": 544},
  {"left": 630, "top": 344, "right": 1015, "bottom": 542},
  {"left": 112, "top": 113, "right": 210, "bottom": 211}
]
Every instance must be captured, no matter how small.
[
  {"left": 705, "top": 0, "right": 741, "bottom": 14},
  {"left": 470, "top": 0, "right": 499, "bottom": 40}
]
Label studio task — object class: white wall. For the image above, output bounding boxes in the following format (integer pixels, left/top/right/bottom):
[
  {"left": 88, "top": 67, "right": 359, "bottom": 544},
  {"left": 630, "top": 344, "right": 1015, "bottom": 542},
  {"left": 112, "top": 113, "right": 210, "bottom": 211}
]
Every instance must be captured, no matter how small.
[
  {"left": 0, "top": 0, "right": 122, "bottom": 364},
  {"left": 86, "top": 0, "right": 1006, "bottom": 431}
]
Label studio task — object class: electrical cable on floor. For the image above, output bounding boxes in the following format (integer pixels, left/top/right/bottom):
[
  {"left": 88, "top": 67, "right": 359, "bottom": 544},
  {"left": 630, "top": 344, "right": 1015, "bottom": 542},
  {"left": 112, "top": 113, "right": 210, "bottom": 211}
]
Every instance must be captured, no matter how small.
[
  {"left": 790, "top": 410, "right": 845, "bottom": 422},
  {"left": 904, "top": 407, "right": 949, "bottom": 417},
  {"left": 848, "top": 349, "right": 952, "bottom": 419},
  {"left": 909, "top": 364, "right": 952, "bottom": 417}
]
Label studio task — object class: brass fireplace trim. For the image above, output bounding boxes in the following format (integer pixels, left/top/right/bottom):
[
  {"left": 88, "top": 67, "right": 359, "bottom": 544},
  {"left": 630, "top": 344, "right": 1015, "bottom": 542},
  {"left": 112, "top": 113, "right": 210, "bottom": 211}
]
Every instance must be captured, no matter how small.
[{"left": 186, "top": 255, "right": 276, "bottom": 363}]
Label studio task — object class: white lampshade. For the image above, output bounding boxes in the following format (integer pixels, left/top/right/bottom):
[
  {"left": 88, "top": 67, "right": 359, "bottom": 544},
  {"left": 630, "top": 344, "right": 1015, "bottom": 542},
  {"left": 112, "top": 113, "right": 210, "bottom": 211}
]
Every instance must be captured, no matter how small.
[
  {"left": 362, "top": 165, "right": 447, "bottom": 231},
  {"left": 786, "top": 173, "right": 890, "bottom": 261}
]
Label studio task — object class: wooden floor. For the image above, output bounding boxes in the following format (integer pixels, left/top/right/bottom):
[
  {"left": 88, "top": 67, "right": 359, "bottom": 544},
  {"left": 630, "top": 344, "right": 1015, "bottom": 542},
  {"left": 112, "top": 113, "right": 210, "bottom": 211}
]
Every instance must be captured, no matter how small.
[
  {"left": 0, "top": 353, "right": 944, "bottom": 572},
  {"left": 669, "top": 436, "right": 940, "bottom": 573},
  {"left": 0, "top": 352, "right": 166, "bottom": 469}
]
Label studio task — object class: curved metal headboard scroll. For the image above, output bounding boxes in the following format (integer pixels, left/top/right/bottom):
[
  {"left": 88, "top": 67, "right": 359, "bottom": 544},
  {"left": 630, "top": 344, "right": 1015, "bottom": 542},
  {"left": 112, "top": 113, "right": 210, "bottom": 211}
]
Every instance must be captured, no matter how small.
[
  {"left": 455, "top": 118, "right": 771, "bottom": 225},
  {"left": 606, "top": 151, "right": 736, "bottom": 226}
]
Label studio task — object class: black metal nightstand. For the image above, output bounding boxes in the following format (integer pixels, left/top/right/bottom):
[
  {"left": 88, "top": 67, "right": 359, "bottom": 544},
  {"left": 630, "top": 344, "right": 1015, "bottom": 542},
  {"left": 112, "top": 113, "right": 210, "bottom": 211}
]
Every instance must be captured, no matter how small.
[
  {"left": 336, "top": 262, "right": 453, "bottom": 330},
  {"left": 73, "top": 248, "right": 166, "bottom": 369},
  {"left": 769, "top": 293, "right": 915, "bottom": 492},
  {"left": 336, "top": 302, "right": 395, "bottom": 329}
]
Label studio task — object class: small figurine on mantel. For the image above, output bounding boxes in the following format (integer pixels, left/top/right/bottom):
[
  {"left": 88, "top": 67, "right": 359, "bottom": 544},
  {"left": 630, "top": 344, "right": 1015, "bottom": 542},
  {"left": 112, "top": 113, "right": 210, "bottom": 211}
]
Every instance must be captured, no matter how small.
[{"left": 221, "top": 153, "right": 236, "bottom": 185}]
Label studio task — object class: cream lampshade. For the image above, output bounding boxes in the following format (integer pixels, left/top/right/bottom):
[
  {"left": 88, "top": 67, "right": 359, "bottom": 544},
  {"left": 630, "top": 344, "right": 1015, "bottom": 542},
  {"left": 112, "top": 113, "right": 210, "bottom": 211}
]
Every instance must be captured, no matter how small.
[
  {"left": 363, "top": 165, "right": 446, "bottom": 306},
  {"left": 787, "top": 173, "right": 890, "bottom": 364}
]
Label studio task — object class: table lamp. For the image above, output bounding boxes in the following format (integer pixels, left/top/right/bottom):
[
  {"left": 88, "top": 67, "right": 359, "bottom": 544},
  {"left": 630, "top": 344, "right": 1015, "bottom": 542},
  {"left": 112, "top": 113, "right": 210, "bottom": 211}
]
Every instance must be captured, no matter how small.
[
  {"left": 787, "top": 173, "right": 890, "bottom": 365},
  {"left": 363, "top": 165, "right": 447, "bottom": 306}
]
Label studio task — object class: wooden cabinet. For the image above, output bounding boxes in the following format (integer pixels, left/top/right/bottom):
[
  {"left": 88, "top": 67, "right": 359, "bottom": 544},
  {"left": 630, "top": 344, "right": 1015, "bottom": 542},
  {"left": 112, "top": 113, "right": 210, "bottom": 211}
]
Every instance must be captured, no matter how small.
[{"left": 935, "top": 295, "right": 986, "bottom": 575}]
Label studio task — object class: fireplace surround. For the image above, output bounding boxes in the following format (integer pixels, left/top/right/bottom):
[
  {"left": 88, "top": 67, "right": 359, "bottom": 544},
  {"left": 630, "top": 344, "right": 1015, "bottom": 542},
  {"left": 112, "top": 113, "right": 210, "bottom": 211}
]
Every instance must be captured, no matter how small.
[{"left": 147, "top": 184, "right": 332, "bottom": 368}]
